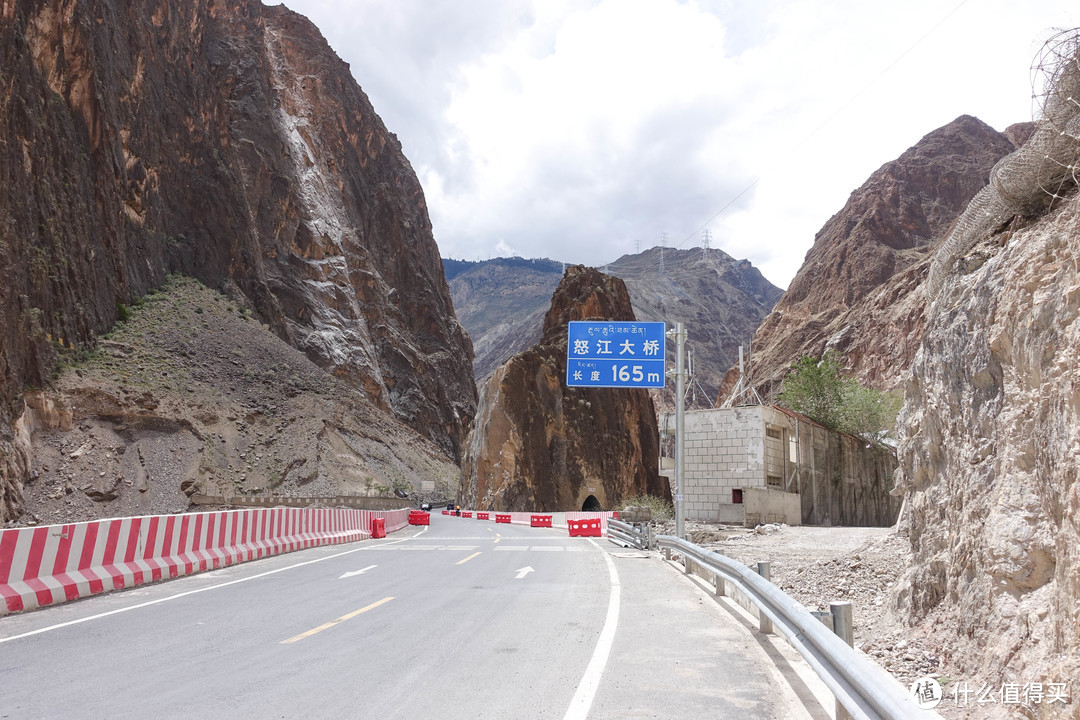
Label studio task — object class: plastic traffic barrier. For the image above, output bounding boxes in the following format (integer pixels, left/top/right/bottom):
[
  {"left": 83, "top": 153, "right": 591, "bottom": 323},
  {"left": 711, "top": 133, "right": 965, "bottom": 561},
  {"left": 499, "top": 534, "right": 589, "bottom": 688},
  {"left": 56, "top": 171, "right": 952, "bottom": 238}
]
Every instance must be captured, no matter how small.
[
  {"left": 462, "top": 511, "right": 473, "bottom": 519},
  {"left": 442, "top": 510, "right": 449, "bottom": 515},
  {"left": 371, "top": 517, "right": 386, "bottom": 539},
  {"left": 477, "top": 512, "right": 490, "bottom": 520},
  {"left": 530, "top": 515, "right": 553, "bottom": 528},
  {"left": 408, "top": 511, "right": 430, "bottom": 526},
  {"left": 567, "top": 518, "right": 601, "bottom": 537},
  {"left": 495, "top": 514, "right": 511, "bottom": 524}
]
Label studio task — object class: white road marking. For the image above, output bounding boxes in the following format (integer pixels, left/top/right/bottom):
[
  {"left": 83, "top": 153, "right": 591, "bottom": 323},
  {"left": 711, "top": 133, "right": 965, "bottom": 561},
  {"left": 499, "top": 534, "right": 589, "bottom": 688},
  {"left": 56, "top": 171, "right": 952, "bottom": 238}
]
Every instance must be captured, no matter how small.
[
  {"left": 515, "top": 566, "right": 535, "bottom": 579},
  {"left": 338, "top": 565, "right": 378, "bottom": 579},
  {"left": 562, "top": 539, "right": 620, "bottom": 720},
  {"left": 0, "top": 537, "right": 413, "bottom": 644}
]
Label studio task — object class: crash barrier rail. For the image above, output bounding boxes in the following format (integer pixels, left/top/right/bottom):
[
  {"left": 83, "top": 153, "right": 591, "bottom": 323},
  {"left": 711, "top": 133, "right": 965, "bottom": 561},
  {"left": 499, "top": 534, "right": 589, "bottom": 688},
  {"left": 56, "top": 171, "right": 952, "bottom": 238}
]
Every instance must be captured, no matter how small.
[
  {"left": 606, "top": 518, "right": 652, "bottom": 550},
  {"left": 530, "top": 515, "right": 553, "bottom": 528},
  {"left": 407, "top": 511, "right": 430, "bottom": 526},
  {"left": 656, "top": 536, "right": 935, "bottom": 720},
  {"left": 567, "top": 518, "right": 602, "bottom": 537},
  {"left": 0, "top": 507, "right": 409, "bottom": 615}
]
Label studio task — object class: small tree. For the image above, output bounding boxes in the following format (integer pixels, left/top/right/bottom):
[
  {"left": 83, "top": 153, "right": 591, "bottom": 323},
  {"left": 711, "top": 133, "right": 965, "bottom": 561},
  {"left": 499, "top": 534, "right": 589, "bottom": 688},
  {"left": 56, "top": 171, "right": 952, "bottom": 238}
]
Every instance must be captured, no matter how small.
[
  {"left": 778, "top": 351, "right": 900, "bottom": 441},
  {"left": 777, "top": 351, "right": 847, "bottom": 431}
]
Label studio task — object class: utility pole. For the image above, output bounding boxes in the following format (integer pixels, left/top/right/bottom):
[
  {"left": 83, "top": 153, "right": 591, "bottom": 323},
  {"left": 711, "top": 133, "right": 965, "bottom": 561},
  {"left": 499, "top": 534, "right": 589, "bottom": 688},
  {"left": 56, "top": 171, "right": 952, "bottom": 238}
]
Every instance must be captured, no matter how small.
[
  {"left": 667, "top": 322, "right": 687, "bottom": 539},
  {"left": 702, "top": 228, "right": 711, "bottom": 261}
]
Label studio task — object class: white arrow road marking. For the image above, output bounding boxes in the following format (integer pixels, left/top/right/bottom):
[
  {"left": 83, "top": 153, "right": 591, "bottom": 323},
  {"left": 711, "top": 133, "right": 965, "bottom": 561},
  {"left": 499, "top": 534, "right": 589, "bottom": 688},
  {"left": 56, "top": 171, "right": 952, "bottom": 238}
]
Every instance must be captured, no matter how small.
[
  {"left": 515, "top": 566, "right": 535, "bottom": 579},
  {"left": 338, "top": 565, "right": 378, "bottom": 579}
]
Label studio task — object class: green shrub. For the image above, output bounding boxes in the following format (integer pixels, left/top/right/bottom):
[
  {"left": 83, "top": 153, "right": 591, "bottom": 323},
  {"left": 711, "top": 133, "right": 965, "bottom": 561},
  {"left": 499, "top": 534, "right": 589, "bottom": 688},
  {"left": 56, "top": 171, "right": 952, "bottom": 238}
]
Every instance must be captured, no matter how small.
[{"left": 116, "top": 303, "right": 131, "bottom": 323}]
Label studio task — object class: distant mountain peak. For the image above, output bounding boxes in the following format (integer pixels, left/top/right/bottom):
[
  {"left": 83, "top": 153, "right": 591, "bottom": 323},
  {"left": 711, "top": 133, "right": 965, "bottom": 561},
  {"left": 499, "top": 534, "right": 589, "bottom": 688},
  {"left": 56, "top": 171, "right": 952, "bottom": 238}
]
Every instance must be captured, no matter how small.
[{"left": 445, "top": 247, "right": 782, "bottom": 407}]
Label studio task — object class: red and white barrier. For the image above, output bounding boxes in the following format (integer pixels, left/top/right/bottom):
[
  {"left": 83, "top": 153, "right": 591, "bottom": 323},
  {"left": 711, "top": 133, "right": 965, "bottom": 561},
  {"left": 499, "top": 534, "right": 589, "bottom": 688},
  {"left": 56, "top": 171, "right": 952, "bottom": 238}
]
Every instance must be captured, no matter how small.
[
  {"left": 444, "top": 510, "right": 617, "bottom": 532},
  {"left": 568, "top": 518, "right": 603, "bottom": 537},
  {"left": 0, "top": 507, "right": 408, "bottom": 615}
]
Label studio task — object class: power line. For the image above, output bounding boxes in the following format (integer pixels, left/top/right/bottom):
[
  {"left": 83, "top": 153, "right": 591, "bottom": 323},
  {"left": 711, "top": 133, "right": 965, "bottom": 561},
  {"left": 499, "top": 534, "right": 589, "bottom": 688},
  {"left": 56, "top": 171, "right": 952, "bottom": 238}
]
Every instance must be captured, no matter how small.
[{"left": 674, "top": 0, "right": 971, "bottom": 251}]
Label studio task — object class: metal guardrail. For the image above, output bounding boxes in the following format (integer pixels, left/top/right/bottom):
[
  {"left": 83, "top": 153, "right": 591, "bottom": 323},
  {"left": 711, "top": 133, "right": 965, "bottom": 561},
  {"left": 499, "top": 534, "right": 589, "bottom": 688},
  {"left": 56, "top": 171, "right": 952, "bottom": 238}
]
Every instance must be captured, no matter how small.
[
  {"left": 648, "top": 535, "right": 939, "bottom": 720},
  {"left": 606, "top": 518, "right": 652, "bottom": 550}
]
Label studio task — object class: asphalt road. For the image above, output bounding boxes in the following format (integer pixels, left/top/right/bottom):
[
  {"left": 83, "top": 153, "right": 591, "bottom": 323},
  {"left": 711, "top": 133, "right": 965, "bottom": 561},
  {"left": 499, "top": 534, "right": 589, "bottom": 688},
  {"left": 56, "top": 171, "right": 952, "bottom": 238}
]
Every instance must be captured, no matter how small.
[{"left": 0, "top": 515, "right": 829, "bottom": 719}]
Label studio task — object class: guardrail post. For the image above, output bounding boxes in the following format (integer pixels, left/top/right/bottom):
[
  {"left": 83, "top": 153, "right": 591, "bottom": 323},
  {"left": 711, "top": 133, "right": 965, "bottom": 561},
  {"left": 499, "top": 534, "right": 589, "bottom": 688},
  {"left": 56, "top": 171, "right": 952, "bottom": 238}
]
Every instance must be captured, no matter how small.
[
  {"left": 831, "top": 601, "right": 854, "bottom": 720},
  {"left": 756, "top": 562, "right": 772, "bottom": 634},
  {"left": 713, "top": 573, "right": 725, "bottom": 597},
  {"left": 683, "top": 555, "right": 693, "bottom": 575},
  {"left": 663, "top": 547, "right": 671, "bottom": 561}
]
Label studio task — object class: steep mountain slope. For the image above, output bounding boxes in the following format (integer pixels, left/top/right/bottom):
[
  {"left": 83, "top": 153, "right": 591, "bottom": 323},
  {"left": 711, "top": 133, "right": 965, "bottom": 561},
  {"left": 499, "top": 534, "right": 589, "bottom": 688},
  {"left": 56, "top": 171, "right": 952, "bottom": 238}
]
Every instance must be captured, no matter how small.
[
  {"left": 716, "top": 115, "right": 1025, "bottom": 401},
  {"left": 446, "top": 248, "right": 782, "bottom": 407},
  {"left": 892, "top": 39, "right": 1080, "bottom": 711},
  {"left": 0, "top": 1, "right": 475, "bottom": 522},
  {"left": 17, "top": 276, "right": 459, "bottom": 526},
  {"left": 896, "top": 159, "right": 1080, "bottom": 720},
  {"left": 460, "top": 266, "right": 668, "bottom": 512},
  {"left": 445, "top": 257, "right": 562, "bottom": 386}
]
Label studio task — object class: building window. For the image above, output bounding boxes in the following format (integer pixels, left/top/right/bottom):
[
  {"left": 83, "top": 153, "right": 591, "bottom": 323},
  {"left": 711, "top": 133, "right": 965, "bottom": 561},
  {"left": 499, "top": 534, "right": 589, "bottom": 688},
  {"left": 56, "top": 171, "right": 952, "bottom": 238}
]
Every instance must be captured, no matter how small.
[
  {"left": 767, "top": 475, "right": 783, "bottom": 487},
  {"left": 765, "top": 426, "right": 782, "bottom": 440},
  {"left": 732, "top": 489, "right": 743, "bottom": 504}
]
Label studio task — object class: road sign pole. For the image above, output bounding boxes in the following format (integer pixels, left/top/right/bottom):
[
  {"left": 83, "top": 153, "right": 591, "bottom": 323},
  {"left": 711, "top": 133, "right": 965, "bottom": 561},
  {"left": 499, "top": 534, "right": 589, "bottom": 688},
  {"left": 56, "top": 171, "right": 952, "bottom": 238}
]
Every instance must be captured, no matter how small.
[{"left": 674, "top": 322, "right": 686, "bottom": 540}]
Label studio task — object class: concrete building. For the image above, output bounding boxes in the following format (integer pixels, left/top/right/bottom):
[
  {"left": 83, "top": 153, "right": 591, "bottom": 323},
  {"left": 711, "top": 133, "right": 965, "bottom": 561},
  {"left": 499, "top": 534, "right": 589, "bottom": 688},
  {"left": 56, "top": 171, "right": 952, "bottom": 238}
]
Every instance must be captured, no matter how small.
[{"left": 659, "top": 405, "right": 900, "bottom": 527}]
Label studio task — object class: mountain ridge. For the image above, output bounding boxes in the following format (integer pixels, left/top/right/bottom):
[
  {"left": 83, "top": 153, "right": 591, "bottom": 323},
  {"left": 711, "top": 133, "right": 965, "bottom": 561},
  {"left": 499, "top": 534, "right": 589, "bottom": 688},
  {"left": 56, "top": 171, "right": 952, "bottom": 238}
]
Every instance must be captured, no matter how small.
[{"left": 446, "top": 246, "right": 783, "bottom": 408}]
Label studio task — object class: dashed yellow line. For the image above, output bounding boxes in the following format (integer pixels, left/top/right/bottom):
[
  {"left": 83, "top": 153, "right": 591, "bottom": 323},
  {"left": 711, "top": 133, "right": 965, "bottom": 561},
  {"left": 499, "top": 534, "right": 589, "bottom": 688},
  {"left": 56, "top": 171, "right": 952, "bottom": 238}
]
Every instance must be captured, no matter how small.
[
  {"left": 457, "top": 551, "right": 482, "bottom": 565},
  {"left": 280, "top": 597, "right": 394, "bottom": 644},
  {"left": 494, "top": 534, "right": 502, "bottom": 544}
]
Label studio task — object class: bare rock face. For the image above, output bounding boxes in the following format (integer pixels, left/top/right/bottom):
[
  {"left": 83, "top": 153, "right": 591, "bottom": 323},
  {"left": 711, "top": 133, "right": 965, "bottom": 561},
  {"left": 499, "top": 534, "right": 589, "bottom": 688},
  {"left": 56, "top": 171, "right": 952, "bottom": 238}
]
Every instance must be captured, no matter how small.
[
  {"left": 0, "top": 2, "right": 475, "bottom": 520},
  {"left": 895, "top": 196, "right": 1080, "bottom": 708},
  {"left": 460, "top": 266, "right": 669, "bottom": 511},
  {"left": 717, "top": 116, "right": 1019, "bottom": 401}
]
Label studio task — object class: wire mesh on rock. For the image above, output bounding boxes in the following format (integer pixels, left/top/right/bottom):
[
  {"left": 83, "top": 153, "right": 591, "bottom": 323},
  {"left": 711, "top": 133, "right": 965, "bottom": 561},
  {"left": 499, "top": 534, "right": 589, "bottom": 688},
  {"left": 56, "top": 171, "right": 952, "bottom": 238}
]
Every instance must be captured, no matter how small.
[{"left": 926, "top": 28, "right": 1080, "bottom": 299}]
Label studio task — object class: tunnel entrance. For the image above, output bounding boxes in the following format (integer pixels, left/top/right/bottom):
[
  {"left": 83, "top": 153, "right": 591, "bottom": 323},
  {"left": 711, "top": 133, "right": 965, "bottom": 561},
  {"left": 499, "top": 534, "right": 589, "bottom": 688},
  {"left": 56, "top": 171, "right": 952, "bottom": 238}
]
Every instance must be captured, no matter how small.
[{"left": 581, "top": 495, "right": 602, "bottom": 511}]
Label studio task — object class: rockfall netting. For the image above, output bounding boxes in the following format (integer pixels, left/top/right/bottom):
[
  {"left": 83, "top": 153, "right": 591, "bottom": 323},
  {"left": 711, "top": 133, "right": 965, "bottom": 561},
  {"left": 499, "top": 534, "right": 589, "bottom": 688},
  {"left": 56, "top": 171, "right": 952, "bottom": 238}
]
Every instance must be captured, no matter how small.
[{"left": 926, "top": 29, "right": 1080, "bottom": 299}]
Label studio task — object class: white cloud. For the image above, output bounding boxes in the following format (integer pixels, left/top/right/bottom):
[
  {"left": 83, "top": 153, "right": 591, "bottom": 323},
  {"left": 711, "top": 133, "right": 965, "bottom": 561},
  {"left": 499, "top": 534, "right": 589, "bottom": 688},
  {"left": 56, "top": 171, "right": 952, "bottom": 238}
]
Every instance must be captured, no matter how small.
[{"left": 284, "top": 0, "right": 1080, "bottom": 288}]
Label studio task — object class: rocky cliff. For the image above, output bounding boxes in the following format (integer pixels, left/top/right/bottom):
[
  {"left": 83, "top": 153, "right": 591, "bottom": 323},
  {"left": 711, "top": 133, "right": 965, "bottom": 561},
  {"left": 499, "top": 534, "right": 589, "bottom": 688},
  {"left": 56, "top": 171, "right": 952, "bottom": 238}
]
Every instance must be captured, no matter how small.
[
  {"left": 446, "top": 248, "right": 782, "bottom": 407},
  {"left": 893, "top": 43, "right": 1080, "bottom": 712},
  {"left": 717, "top": 116, "right": 1024, "bottom": 402},
  {"left": 895, "top": 194, "right": 1080, "bottom": 718},
  {"left": 460, "top": 266, "right": 669, "bottom": 512},
  {"left": 0, "top": 1, "right": 476, "bottom": 522}
]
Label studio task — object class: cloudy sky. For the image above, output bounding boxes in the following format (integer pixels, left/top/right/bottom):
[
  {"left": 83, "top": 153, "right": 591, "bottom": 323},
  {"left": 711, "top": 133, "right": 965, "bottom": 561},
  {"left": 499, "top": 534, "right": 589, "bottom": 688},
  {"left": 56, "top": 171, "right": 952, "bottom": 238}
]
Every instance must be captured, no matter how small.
[{"left": 282, "top": 0, "right": 1078, "bottom": 289}]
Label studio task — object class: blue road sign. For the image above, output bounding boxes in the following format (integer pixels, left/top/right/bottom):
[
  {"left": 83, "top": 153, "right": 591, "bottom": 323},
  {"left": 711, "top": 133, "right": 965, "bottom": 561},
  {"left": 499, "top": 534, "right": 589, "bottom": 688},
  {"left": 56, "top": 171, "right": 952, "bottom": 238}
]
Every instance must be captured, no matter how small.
[{"left": 566, "top": 321, "right": 666, "bottom": 388}]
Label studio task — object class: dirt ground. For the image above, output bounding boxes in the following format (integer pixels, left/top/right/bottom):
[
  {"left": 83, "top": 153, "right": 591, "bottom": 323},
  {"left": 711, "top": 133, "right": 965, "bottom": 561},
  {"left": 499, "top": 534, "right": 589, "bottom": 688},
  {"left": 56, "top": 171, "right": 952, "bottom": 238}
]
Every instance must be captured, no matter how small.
[{"left": 653, "top": 520, "right": 986, "bottom": 719}]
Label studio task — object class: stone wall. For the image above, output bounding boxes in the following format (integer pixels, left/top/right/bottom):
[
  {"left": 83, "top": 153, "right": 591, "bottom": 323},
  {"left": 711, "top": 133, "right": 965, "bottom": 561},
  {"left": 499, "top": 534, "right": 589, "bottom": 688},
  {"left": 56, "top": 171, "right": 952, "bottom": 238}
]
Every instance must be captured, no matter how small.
[
  {"left": 662, "top": 405, "right": 900, "bottom": 526},
  {"left": 743, "top": 487, "right": 802, "bottom": 527}
]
